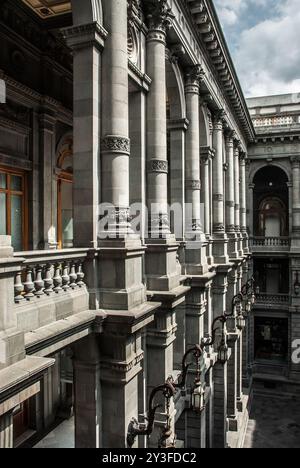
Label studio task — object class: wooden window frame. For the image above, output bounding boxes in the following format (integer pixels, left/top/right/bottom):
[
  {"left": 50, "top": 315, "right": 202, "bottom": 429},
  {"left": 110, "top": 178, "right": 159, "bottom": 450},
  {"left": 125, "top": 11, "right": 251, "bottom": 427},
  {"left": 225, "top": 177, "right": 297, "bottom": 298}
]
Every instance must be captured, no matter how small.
[{"left": 0, "top": 165, "right": 28, "bottom": 251}]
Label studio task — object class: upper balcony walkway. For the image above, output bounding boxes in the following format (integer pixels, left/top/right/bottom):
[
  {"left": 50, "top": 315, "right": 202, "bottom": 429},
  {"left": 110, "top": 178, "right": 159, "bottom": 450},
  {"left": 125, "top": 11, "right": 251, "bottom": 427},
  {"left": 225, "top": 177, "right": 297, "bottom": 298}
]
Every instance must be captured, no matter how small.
[{"left": 250, "top": 237, "right": 291, "bottom": 254}]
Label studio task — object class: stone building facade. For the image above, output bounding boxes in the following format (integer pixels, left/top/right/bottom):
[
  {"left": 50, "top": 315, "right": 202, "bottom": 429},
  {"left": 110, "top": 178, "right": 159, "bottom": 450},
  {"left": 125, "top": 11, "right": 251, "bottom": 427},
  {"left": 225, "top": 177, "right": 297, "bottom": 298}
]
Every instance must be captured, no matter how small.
[
  {"left": 247, "top": 94, "right": 300, "bottom": 392},
  {"left": 0, "top": 0, "right": 283, "bottom": 449}
]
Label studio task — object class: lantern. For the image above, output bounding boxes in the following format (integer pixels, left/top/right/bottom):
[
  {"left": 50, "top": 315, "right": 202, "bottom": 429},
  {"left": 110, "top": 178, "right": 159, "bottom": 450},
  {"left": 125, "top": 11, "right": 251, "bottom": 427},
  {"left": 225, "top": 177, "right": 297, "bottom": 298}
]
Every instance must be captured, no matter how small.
[
  {"left": 192, "top": 380, "right": 205, "bottom": 413},
  {"left": 237, "top": 314, "right": 246, "bottom": 331}
]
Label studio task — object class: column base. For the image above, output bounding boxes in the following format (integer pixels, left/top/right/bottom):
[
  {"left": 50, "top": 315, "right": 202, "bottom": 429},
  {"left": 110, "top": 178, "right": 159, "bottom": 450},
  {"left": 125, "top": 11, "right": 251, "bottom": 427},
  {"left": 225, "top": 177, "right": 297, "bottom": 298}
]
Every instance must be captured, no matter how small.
[
  {"left": 184, "top": 240, "right": 209, "bottom": 276},
  {"left": 145, "top": 238, "right": 180, "bottom": 292},
  {"left": 212, "top": 232, "right": 229, "bottom": 265},
  {"left": 227, "top": 231, "right": 239, "bottom": 260}
]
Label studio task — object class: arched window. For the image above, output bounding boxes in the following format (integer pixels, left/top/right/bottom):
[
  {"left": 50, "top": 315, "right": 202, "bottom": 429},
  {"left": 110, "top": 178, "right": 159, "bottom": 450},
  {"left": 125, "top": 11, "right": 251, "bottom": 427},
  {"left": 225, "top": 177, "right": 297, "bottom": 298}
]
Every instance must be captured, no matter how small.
[
  {"left": 258, "top": 197, "right": 288, "bottom": 237},
  {"left": 56, "top": 136, "right": 73, "bottom": 249}
]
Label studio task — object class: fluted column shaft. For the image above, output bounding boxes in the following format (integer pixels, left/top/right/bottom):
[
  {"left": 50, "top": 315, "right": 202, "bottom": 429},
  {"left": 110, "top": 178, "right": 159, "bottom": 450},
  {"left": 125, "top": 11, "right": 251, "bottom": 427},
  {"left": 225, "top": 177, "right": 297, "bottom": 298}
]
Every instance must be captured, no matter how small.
[
  {"left": 101, "top": 0, "right": 131, "bottom": 235},
  {"left": 146, "top": 6, "right": 173, "bottom": 237},
  {"left": 185, "top": 66, "right": 203, "bottom": 234}
]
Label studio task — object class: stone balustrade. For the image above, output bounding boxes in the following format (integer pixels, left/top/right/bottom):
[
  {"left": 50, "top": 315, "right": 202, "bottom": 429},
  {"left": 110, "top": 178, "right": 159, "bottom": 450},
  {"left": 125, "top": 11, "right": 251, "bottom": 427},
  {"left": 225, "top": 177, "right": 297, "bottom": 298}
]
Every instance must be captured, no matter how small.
[
  {"left": 256, "top": 293, "right": 289, "bottom": 305},
  {"left": 13, "top": 249, "right": 89, "bottom": 304},
  {"left": 251, "top": 237, "right": 290, "bottom": 248}
]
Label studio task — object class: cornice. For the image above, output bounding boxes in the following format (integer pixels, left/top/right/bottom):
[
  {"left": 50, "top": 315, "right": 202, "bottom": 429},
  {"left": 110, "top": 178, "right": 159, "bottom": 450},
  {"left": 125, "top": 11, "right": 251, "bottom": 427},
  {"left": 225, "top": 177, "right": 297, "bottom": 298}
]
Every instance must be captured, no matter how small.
[{"left": 181, "top": 0, "right": 255, "bottom": 143}]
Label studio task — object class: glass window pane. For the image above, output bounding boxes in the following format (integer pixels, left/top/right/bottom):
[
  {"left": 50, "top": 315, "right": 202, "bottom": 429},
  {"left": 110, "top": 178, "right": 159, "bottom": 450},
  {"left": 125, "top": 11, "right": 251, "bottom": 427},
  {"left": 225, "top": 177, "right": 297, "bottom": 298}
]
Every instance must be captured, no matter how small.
[
  {"left": 0, "top": 173, "right": 6, "bottom": 189},
  {"left": 61, "top": 182, "right": 73, "bottom": 248},
  {"left": 11, "top": 195, "right": 22, "bottom": 251},
  {"left": 0, "top": 193, "right": 7, "bottom": 235},
  {"left": 11, "top": 175, "right": 22, "bottom": 192}
]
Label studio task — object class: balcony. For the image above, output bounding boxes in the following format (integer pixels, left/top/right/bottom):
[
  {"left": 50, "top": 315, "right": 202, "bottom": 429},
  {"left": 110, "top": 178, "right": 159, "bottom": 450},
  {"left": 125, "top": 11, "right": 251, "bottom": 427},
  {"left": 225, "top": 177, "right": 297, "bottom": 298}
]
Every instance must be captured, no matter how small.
[
  {"left": 255, "top": 293, "right": 290, "bottom": 309},
  {"left": 250, "top": 237, "right": 290, "bottom": 253}
]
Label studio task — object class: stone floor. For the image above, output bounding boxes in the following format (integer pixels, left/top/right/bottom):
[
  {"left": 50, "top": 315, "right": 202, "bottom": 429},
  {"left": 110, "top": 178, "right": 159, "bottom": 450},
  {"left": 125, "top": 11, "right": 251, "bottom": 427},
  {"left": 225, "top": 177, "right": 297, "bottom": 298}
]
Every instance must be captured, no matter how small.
[
  {"left": 34, "top": 418, "right": 74, "bottom": 449},
  {"left": 243, "top": 394, "right": 300, "bottom": 448}
]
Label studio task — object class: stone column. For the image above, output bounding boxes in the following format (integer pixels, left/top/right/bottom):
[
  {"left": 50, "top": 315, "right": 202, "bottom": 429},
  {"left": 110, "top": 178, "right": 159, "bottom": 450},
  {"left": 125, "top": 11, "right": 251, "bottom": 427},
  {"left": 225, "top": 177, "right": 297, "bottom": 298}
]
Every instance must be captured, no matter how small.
[
  {"left": 201, "top": 147, "right": 215, "bottom": 265},
  {"left": 234, "top": 144, "right": 243, "bottom": 257},
  {"left": 239, "top": 152, "right": 249, "bottom": 254},
  {"left": 225, "top": 133, "right": 238, "bottom": 259},
  {"left": 291, "top": 157, "right": 300, "bottom": 249},
  {"left": 184, "top": 65, "right": 208, "bottom": 274},
  {"left": 0, "top": 411, "right": 13, "bottom": 448},
  {"left": 145, "top": 1, "right": 180, "bottom": 292},
  {"left": 212, "top": 112, "right": 228, "bottom": 264},
  {"left": 62, "top": 22, "right": 107, "bottom": 248},
  {"left": 146, "top": 2, "right": 173, "bottom": 238}
]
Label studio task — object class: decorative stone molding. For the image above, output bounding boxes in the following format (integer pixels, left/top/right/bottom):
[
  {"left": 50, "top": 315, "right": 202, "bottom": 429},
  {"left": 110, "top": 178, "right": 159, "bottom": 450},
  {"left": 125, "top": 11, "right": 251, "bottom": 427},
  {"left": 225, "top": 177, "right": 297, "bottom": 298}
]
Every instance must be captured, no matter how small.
[
  {"left": 62, "top": 22, "right": 108, "bottom": 52},
  {"left": 185, "top": 65, "right": 205, "bottom": 94},
  {"left": 291, "top": 156, "right": 300, "bottom": 167},
  {"left": 101, "top": 136, "right": 131, "bottom": 155},
  {"left": 148, "top": 159, "right": 169, "bottom": 173},
  {"left": 213, "top": 194, "right": 224, "bottom": 202},
  {"left": 200, "top": 146, "right": 215, "bottom": 162},
  {"left": 213, "top": 223, "right": 225, "bottom": 232},
  {"left": 226, "top": 201, "right": 235, "bottom": 208},
  {"left": 226, "top": 224, "right": 236, "bottom": 233},
  {"left": 167, "top": 118, "right": 189, "bottom": 132},
  {"left": 213, "top": 109, "right": 226, "bottom": 131},
  {"left": 128, "top": 25, "right": 139, "bottom": 65},
  {"left": 150, "top": 213, "right": 170, "bottom": 230},
  {"left": 186, "top": 179, "right": 201, "bottom": 190},
  {"left": 145, "top": 0, "right": 174, "bottom": 43}
]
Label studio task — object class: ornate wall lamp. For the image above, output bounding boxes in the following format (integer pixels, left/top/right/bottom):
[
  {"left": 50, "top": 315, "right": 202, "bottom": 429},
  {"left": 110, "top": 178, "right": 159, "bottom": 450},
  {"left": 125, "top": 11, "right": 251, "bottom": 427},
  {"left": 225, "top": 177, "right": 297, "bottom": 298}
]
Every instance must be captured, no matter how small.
[
  {"left": 127, "top": 380, "right": 176, "bottom": 449},
  {"left": 203, "top": 315, "right": 229, "bottom": 365},
  {"left": 294, "top": 271, "right": 300, "bottom": 296}
]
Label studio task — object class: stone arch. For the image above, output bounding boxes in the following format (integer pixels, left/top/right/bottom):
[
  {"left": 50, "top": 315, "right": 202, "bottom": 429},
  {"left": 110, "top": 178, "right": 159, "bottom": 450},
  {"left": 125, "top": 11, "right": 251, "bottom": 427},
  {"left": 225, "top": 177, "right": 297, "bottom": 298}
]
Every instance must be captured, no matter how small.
[
  {"left": 166, "top": 60, "right": 186, "bottom": 119},
  {"left": 250, "top": 162, "right": 291, "bottom": 185},
  {"left": 199, "top": 105, "right": 211, "bottom": 147},
  {"left": 71, "top": 0, "right": 103, "bottom": 26}
]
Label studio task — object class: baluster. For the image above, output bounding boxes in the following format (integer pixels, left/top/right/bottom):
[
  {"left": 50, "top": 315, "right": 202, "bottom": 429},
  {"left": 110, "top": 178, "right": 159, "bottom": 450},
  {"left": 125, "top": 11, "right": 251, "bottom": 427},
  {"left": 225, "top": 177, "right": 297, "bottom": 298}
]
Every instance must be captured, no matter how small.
[
  {"left": 34, "top": 264, "right": 45, "bottom": 297},
  {"left": 44, "top": 263, "right": 54, "bottom": 295},
  {"left": 62, "top": 262, "right": 70, "bottom": 291},
  {"left": 69, "top": 262, "right": 77, "bottom": 289},
  {"left": 76, "top": 261, "right": 85, "bottom": 288},
  {"left": 24, "top": 266, "right": 35, "bottom": 300},
  {"left": 14, "top": 270, "right": 24, "bottom": 303},
  {"left": 53, "top": 263, "right": 63, "bottom": 293}
]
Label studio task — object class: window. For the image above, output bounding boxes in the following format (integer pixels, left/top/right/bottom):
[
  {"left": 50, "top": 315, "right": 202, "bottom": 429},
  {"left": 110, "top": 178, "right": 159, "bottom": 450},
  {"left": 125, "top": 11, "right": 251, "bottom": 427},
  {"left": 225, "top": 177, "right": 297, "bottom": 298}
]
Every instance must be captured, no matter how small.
[
  {"left": 254, "top": 317, "right": 288, "bottom": 362},
  {"left": 56, "top": 136, "right": 73, "bottom": 249},
  {"left": 0, "top": 167, "right": 27, "bottom": 251}
]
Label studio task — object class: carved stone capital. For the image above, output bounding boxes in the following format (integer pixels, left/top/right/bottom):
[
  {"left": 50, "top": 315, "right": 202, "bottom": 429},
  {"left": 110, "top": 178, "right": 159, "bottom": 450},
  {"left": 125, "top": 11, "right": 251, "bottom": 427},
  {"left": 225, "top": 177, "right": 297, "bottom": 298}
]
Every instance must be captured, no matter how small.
[
  {"left": 185, "top": 65, "right": 205, "bottom": 94},
  {"left": 148, "top": 159, "right": 169, "bottom": 173},
  {"left": 213, "top": 223, "right": 225, "bottom": 233},
  {"left": 213, "top": 109, "right": 226, "bottom": 131},
  {"left": 101, "top": 136, "right": 130, "bottom": 155},
  {"left": 291, "top": 156, "right": 300, "bottom": 168},
  {"left": 145, "top": 0, "right": 174, "bottom": 42},
  {"left": 62, "top": 22, "right": 108, "bottom": 51}
]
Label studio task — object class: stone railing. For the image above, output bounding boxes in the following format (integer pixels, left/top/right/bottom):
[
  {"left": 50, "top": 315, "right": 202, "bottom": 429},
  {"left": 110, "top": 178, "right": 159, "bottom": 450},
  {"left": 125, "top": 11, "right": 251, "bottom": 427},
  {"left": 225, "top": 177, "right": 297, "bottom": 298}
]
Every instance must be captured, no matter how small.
[
  {"left": 13, "top": 249, "right": 89, "bottom": 304},
  {"left": 251, "top": 237, "right": 290, "bottom": 249},
  {"left": 256, "top": 293, "right": 290, "bottom": 305}
]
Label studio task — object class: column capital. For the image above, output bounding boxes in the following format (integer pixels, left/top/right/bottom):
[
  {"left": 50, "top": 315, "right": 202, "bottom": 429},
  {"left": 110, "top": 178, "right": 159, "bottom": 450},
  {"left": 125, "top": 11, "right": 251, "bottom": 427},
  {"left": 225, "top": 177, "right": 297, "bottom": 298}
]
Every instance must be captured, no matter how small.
[
  {"left": 200, "top": 146, "right": 215, "bottom": 163},
  {"left": 185, "top": 65, "right": 205, "bottom": 94},
  {"left": 145, "top": 0, "right": 174, "bottom": 42},
  {"left": 62, "top": 22, "right": 108, "bottom": 51},
  {"left": 213, "top": 109, "right": 226, "bottom": 131},
  {"left": 225, "top": 130, "right": 235, "bottom": 148},
  {"left": 291, "top": 156, "right": 300, "bottom": 167}
]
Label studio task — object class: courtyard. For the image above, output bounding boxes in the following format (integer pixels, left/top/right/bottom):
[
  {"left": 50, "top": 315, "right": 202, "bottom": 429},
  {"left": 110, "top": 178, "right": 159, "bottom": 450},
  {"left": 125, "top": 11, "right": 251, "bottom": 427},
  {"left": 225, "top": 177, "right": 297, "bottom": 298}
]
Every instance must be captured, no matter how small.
[{"left": 244, "top": 394, "right": 300, "bottom": 449}]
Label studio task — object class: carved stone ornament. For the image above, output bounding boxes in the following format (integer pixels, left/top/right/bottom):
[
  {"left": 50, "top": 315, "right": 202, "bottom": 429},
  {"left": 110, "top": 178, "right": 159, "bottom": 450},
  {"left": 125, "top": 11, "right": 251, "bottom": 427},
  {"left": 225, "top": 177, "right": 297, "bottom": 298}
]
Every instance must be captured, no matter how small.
[
  {"left": 213, "top": 223, "right": 225, "bottom": 232},
  {"left": 145, "top": 0, "right": 175, "bottom": 33},
  {"left": 187, "top": 179, "right": 201, "bottom": 190},
  {"left": 213, "top": 194, "right": 224, "bottom": 202},
  {"left": 148, "top": 159, "right": 169, "bottom": 173},
  {"left": 101, "top": 136, "right": 130, "bottom": 155}
]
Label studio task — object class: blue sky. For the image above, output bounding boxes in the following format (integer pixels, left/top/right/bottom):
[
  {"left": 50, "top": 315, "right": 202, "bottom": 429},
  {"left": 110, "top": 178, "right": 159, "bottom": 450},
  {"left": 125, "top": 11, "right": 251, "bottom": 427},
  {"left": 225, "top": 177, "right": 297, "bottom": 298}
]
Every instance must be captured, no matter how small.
[{"left": 214, "top": 0, "right": 300, "bottom": 97}]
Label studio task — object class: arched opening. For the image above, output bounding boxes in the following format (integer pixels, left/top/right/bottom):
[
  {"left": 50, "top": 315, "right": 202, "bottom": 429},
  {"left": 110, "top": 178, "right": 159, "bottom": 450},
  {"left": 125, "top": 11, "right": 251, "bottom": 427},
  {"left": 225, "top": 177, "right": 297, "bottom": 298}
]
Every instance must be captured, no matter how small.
[
  {"left": 56, "top": 136, "right": 73, "bottom": 249},
  {"left": 253, "top": 166, "right": 289, "bottom": 238}
]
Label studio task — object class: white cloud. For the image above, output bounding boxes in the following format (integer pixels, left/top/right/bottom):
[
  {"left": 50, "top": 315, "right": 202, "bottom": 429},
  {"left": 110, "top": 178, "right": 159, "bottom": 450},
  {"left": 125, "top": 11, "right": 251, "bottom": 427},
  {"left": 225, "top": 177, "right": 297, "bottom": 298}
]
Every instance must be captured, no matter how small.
[{"left": 214, "top": 0, "right": 300, "bottom": 97}]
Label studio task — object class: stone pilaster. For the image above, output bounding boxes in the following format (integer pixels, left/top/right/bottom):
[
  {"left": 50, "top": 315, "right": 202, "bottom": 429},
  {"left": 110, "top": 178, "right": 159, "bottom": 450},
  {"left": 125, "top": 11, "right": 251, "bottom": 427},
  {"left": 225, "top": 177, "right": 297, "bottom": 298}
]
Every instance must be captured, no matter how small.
[
  {"left": 184, "top": 66, "right": 208, "bottom": 275},
  {"left": 72, "top": 335, "right": 102, "bottom": 448},
  {"left": 225, "top": 132, "right": 238, "bottom": 259},
  {"left": 239, "top": 152, "right": 249, "bottom": 254},
  {"left": 227, "top": 335, "right": 238, "bottom": 429},
  {"left": 212, "top": 112, "right": 228, "bottom": 264},
  {"left": 212, "top": 362, "right": 228, "bottom": 448},
  {"left": 234, "top": 144, "right": 243, "bottom": 257}
]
